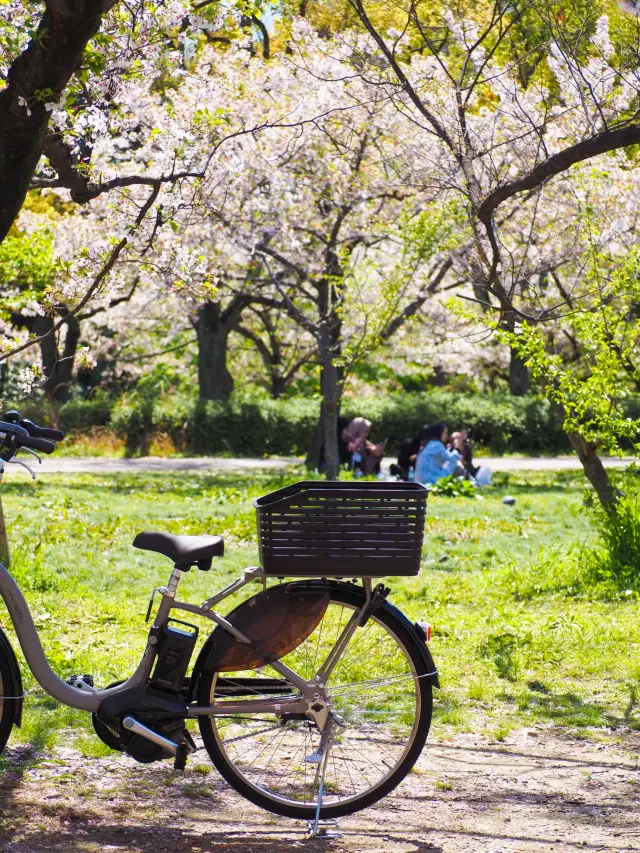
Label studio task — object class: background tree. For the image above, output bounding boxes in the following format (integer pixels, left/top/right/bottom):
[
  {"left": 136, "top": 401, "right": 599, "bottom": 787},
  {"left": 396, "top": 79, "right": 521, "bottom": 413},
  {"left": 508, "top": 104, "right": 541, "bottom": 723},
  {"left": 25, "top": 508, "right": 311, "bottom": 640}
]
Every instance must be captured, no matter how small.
[
  {"left": 324, "top": 3, "right": 640, "bottom": 496},
  {"left": 236, "top": 305, "right": 318, "bottom": 398},
  {"left": 192, "top": 51, "right": 459, "bottom": 475}
]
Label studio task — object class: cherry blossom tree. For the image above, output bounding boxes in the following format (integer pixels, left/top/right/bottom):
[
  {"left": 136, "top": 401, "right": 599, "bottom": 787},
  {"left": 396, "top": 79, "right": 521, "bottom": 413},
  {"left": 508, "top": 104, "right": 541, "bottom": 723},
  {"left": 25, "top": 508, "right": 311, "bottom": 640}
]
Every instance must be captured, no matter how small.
[
  {"left": 308, "top": 4, "right": 640, "bottom": 496},
  {"left": 0, "top": 0, "right": 299, "bottom": 389},
  {"left": 184, "top": 43, "right": 459, "bottom": 475},
  {"left": 0, "top": 31, "right": 315, "bottom": 381},
  {"left": 235, "top": 305, "right": 318, "bottom": 398},
  {"left": 0, "top": 0, "right": 274, "bottom": 240}
]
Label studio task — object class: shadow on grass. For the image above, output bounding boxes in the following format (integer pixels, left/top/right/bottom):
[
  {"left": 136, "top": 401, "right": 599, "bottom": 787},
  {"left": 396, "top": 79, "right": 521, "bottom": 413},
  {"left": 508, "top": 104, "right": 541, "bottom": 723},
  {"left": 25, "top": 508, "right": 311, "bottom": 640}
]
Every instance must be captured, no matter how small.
[{"left": 504, "top": 680, "right": 640, "bottom": 730}]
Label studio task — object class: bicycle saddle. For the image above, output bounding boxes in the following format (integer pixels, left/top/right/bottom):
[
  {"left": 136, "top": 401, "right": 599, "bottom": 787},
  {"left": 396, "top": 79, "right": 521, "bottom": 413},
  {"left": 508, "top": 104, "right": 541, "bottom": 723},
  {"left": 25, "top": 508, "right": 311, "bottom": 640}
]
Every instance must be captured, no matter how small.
[{"left": 133, "top": 532, "right": 224, "bottom": 567}]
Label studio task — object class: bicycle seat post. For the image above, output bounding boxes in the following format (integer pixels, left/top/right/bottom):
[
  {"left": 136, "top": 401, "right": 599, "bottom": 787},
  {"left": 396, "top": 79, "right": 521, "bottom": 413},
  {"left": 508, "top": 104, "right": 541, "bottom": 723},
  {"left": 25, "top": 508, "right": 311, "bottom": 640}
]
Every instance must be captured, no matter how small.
[{"left": 165, "top": 566, "right": 183, "bottom": 598}]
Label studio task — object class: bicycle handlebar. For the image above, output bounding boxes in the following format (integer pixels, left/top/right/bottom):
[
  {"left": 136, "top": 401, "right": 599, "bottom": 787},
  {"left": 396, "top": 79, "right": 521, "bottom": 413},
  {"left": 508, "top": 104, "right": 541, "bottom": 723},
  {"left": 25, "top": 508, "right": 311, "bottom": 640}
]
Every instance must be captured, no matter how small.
[
  {"left": 0, "top": 421, "right": 28, "bottom": 437},
  {"left": 18, "top": 434, "right": 56, "bottom": 454},
  {"left": 0, "top": 412, "right": 63, "bottom": 460},
  {"left": 18, "top": 419, "right": 65, "bottom": 442}
]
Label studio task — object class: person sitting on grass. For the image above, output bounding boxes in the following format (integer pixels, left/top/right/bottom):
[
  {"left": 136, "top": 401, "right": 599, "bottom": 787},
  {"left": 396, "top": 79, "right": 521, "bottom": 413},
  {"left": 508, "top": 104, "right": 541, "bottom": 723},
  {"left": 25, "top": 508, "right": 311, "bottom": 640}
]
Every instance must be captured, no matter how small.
[
  {"left": 414, "top": 422, "right": 464, "bottom": 486},
  {"left": 449, "top": 429, "right": 493, "bottom": 485},
  {"left": 449, "top": 430, "right": 479, "bottom": 478},
  {"left": 344, "top": 417, "right": 385, "bottom": 477},
  {"left": 391, "top": 425, "right": 429, "bottom": 480}
]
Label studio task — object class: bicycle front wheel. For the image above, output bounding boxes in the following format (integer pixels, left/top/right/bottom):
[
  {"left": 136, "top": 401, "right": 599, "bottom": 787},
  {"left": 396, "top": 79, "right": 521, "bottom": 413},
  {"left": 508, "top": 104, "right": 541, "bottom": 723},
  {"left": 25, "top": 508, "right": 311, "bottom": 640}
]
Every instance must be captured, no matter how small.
[{"left": 197, "top": 584, "right": 433, "bottom": 819}]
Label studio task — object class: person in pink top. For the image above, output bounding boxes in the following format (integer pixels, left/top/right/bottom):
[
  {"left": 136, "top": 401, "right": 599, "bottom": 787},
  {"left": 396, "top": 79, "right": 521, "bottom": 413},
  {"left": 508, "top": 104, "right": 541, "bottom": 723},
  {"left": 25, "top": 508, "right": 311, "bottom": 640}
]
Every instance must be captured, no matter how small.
[{"left": 343, "top": 417, "right": 385, "bottom": 476}]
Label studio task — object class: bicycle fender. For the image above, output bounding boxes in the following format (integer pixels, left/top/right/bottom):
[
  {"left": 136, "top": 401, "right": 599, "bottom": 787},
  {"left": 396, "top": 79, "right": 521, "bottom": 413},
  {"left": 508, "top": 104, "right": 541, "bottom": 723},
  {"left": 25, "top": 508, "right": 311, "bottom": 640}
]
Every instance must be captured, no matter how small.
[
  {"left": 0, "top": 626, "right": 23, "bottom": 727},
  {"left": 381, "top": 598, "right": 440, "bottom": 688},
  {"left": 189, "top": 580, "right": 331, "bottom": 701}
]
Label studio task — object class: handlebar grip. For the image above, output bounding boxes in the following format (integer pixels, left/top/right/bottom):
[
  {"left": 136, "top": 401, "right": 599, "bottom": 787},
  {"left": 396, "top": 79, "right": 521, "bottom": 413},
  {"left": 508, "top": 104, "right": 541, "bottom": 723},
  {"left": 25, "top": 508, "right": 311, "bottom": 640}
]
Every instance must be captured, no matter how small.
[
  {"left": 19, "top": 419, "right": 65, "bottom": 441},
  {"left": 0, "top": 421, "right": 28, "bottom": 437},
  {"left": 19, "top": 435, "right": 56, "bottom": 454}
]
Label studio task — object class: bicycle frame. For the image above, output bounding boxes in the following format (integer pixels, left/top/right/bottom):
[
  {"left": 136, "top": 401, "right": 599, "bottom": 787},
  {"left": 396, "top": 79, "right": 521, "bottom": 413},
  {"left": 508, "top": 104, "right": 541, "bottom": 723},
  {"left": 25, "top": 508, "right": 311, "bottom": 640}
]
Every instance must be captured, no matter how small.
[
  {"left": 0, "top": 549, "right": 372, "bottom": 716},
  {"left": 0, "top": 455, "right": 373, "bottom": 722}
]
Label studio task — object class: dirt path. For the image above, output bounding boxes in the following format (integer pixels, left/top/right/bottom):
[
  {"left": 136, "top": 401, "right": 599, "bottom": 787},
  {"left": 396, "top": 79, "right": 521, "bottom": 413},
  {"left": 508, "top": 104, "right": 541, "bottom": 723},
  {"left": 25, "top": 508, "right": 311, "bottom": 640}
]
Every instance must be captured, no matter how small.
[{"left": 1, "top": 728, "right": 638, "bottom": 852}]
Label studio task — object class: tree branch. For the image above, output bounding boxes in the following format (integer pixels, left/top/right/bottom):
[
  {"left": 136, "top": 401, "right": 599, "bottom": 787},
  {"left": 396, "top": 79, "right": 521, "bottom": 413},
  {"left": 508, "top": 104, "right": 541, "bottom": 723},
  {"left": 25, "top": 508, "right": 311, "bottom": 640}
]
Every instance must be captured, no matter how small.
[
  {"left": 118, "top": 337, "right": 197, "bottom": 363},
  {"left": 32, "top": 144, "right": 203, "bottom": 204},
  {"left": 235, "top": 324, "right": 274, "bottom": 364},
  {"left": 78, "top": 275, "right": 140, "bottom": 320},
  {"left": 347, "top": 0, "right": 459, "bottom": 156},
  {"left": 0, "top": 235, "right": 128, "bottom": 363},
  {"left": 477, "top": 123, "right": 640, "bottom": 222},
  {"left": 0, "top": 183, "right": 158, "bottom": 362},
  {"left": 380, "top": 258, "right": 452, "bottom": 341},
  {"left": 251, "top": 15, "right": 270, "bottom": 60}
]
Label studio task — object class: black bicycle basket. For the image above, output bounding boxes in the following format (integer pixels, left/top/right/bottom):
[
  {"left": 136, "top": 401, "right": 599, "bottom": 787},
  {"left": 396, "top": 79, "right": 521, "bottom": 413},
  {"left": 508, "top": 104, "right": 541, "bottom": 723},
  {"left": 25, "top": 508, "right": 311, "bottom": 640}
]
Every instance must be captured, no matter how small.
[{"left": 254, "top": 481, "right": 427, "bottom": 577}]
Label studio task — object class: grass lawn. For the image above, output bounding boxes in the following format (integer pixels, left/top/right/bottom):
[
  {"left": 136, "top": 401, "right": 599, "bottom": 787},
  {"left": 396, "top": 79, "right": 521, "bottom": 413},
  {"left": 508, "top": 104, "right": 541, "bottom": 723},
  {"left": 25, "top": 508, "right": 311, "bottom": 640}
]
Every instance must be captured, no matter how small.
[{"left": 1, "top": 467, "right": 639, "bottom": 760}]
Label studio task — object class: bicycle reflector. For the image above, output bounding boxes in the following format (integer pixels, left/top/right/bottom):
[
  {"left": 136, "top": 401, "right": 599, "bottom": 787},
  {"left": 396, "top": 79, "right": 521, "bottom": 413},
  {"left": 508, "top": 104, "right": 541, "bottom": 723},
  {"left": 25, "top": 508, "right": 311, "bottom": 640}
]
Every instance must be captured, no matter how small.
[
  {"left": 203, "top": 582, "right": 330, "bottom": 672},
  {"left": 416, "top": 621, "right": 432, "bottom": 643}
]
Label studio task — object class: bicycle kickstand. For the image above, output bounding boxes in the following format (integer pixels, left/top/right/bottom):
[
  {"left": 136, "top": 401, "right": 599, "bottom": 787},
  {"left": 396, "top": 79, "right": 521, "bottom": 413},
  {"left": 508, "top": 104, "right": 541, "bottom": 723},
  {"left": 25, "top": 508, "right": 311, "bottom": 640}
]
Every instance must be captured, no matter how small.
[{"left": 307, "top": 737, "right": 342, "bottom": 839}]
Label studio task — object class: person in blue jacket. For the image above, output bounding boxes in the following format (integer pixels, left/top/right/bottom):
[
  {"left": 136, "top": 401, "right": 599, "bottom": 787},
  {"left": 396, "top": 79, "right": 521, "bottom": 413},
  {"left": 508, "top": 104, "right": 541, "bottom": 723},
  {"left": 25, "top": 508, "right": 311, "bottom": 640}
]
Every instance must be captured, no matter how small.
[{"left": 414, "top": 422, "right": 463, "bottom": 485}]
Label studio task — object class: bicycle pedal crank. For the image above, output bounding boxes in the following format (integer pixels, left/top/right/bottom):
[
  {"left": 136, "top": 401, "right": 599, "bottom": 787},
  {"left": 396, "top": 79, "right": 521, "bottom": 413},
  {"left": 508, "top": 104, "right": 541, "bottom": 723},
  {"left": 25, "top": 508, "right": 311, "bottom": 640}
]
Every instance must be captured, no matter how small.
[{"left": 123, "top": 716, "right": 179, "bottom": 756}]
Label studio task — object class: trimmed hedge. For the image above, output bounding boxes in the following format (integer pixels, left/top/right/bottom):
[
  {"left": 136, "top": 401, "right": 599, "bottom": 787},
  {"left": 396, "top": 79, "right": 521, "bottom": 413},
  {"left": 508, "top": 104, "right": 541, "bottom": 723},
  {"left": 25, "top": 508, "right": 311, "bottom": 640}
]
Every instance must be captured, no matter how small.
[
  {"left": 13, "top": 396, "right": 115, "bottom": 432},
  {"left": 351, "top": 392, "right": 567, "bottom": 455},
  {"left": 14, "top": 390, "right": 580, "bottom": 455},
  {"left": 58, "top": 398, "right": 115, "bottom": 431},
  {"left": 18, "top": 388, "right": 640, "bottom": 456},
  {"left": 108, "top": 391, "right": 570, "bottom": 456}
]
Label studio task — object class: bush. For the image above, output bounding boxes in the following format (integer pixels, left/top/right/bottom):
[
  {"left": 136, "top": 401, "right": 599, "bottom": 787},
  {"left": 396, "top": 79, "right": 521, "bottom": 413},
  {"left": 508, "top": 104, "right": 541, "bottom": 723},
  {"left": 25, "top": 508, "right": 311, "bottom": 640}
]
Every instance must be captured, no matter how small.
[
  {"left": 346, "top": 391, "right": 568, "bottom": 455},
  {"left": 9, "top": 395, "right": 115, "bottom": 432},
  {"left": 110, "top": 394, "right": 155, "bottom": 455},
  {"left": 58, "top": 397, "right": 115, "bottom": 431},
  {"left": 105, "top": 390, "right": 570, "bottom": 457},
  {"left": 589, "top": 495, "right": 640, "bottom": 590},
  {"left": 110, "top": 393, "right": 320, "bottom": 456},
  {"left": 9, "top": 388, "right": 577, "bottom": 456},
  {"left": 184, "top": 397, "right": 319, "bottom": 456}
]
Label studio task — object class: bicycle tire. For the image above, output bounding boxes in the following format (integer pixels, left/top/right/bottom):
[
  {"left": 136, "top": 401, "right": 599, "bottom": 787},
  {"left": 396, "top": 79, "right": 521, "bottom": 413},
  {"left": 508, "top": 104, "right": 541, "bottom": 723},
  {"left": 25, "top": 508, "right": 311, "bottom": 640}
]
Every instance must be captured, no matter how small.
[
  {"left": 0, "top": 645, "right": 19, "bottom": 756},
  {"left": 197, "top": 583, "right": 433, "bottom": 819}
]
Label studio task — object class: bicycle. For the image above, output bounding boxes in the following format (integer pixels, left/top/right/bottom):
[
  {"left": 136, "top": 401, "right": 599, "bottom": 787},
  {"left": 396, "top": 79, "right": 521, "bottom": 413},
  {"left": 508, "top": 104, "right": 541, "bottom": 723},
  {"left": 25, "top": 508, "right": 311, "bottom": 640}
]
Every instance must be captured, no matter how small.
[{"left": 0, "top": 412, "right": 438, "bottom": 825}]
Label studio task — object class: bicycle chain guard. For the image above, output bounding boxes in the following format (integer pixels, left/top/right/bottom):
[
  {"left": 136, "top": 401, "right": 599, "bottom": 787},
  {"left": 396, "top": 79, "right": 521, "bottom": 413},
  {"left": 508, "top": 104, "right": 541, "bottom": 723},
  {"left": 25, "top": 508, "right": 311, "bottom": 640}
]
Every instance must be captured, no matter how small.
[{"left": 202, "top": 581, "right": 331, "bottom": 672}]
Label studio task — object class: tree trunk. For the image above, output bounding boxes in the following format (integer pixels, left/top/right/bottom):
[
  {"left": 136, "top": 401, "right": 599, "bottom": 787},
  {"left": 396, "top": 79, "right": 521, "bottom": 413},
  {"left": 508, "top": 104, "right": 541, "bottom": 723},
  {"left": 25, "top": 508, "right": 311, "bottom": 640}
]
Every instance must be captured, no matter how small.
[
  {"left": 270, "top": 371, "right": 287, "bottom": 399},
  {"left": 36, "top": 312, "right": 81, "bottom": 402},
  {"left": 568, "top": 432, "right": 617, "bottom": 508},
  {"left": 320, "top": 330, "right": 340, "bottom": 481},
  {"left": 305, "top": 405, "right": 324, "bottom": 470},
  {"left": 55, "top": 313, "right": 80, "bottom": 402},
  {"left": 509, "top": 348, "right": 530, "bottom": 396},
  {"left": 195, "top": 301, "right": 234, "bottom": 402},
  {"left": 35, "top": 314, "right": 58, "bottom": 396},
  {"left": 0, "top": 0, "right": 106, "bottom": 242}
]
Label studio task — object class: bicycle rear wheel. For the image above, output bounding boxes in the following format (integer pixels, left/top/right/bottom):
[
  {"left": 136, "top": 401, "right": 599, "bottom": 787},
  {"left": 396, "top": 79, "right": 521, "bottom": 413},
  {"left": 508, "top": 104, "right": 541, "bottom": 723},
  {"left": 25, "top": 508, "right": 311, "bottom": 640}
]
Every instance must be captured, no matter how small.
[{"left": 197, "top": 584, "right": 433, "bottom": 819}]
